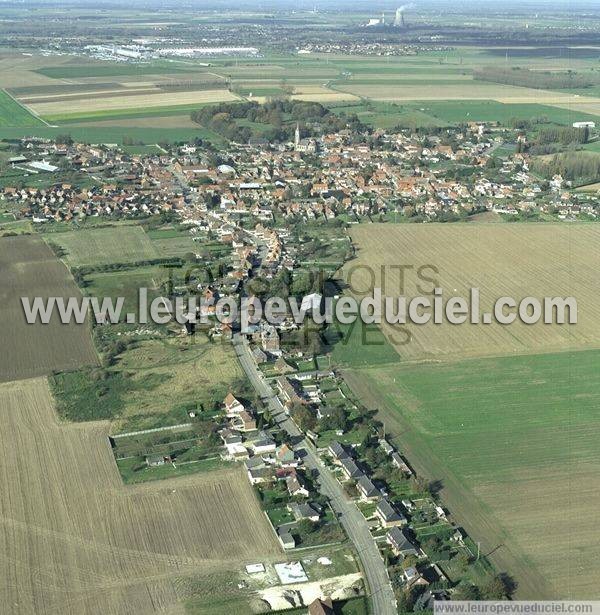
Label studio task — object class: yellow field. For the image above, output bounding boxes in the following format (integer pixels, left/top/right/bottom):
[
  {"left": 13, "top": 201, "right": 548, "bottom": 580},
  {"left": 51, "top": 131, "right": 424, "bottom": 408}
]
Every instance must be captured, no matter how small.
[
  {"left": 291, "top": 84, "right": 358, "bottom": 102},
  {"left": 335, "top": 81, "right": 600, "bottom": 104},
  {"left": 0, "top": 377, "right": 280, "bottom": 615},
  {"left": 346, "top": 224, "right": 600, "bottom": 360},
  {"left": 550, "top": 101, "right": 600, "bottom": 117},
  {"left": 26, "top": 88, "right": 240, "bottom": 116}
]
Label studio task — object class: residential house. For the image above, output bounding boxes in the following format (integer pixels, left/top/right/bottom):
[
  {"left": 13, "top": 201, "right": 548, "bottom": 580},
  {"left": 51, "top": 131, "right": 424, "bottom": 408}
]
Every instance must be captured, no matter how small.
[
  {"left": 391, "top": 452, "right": 413, "bottom": 475},
  {"left": 277, "top": 376, "right": 305, "bottom": 407},
  {"left": 247, "top": 466, "right": 273, "bottom": 485},
  {"left": 245, "top": 456, "right": 267, "bottom": 471},
  {"left": 276, "top": 467, "right": 297, "bottom": 480},
  {"left": 224, "top": 393, "right": 245, "bottom": 416},
  {"left": 376, "top": 498, "right": 408, "bottom": 528},
  {"left": 261, "top": 324, "right": 281, "bottom": 355},
  {"left": 340, "top": 457, "right": 363, "bottom": 480},
  {"left": 288, "top": 502, "right": 321, "bottom": 523},
  {"left": 386, "top": 527, "right": 419, "bottom": 557},
  {"left": 232, "top": 410, "right": 256, "bottom": 432},
  {"left": 403, "top": 566, "right": 429, "bottom": 590},
  {"left": 286, "top": 474, "right": 310, "bottom": 497},
  {"left": 308, "top": 598, "right": 334, "bottom": 615},
  {"left": 379, "top": 438, "right": 394, "bottom": 456},
  {"left": 328, "top": 441, "right": 350, "bottom": 463},
  {"left": 356, "top": 475, "right": 380, "bottom": 501},
  {"left": 251, "top": 433, "right": 277, "bottom": 455},
  {"left": 451, "top": 528, "right": 466, "bottom": 545},
  {"left": 276, "top": 443, "right": 298, "bottom": 468},
  {"left": 252, "top": 346, "right": 268, "bottom": 364}
]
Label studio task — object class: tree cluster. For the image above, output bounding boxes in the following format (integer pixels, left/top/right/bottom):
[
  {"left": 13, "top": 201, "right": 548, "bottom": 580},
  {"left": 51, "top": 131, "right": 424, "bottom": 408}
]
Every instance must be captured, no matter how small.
[{"left": 190, "top": 99, "right": 363, "bottom": 143}]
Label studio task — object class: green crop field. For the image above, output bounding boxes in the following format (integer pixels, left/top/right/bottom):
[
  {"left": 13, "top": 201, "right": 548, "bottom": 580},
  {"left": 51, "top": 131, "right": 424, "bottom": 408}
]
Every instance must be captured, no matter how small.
[
  {"left": 343, "top": 349, "right": 600, "bottom": 600},
  {"left": 84, "top": 265, "right": 168, "bottom": 314},
  {"left": 330, "top": 101, "right": 449, "bottom": 129},
  {"left": 47, "top": 225, "right": 158, "bottom": 266},
  {"left": 43, "top": 102, "right": 221, "bottom": 124},
  {"left": 0, "top": 124, "right": 221, "bottom": 144},
  {"left": 409, "top": 100, "right": 600, "bottom": 125},
  {"left": 0, "top": 89, "right": 44, "bottom": 127},
  {"left": 330, "top": 99, "right": 599, "bottom": 128}
]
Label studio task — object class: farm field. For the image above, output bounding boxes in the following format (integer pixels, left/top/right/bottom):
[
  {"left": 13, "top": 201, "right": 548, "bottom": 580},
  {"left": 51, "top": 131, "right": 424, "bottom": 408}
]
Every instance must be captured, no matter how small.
[
  {"left": 0, "top": 235, "right": 97, "bottom": 382},
  {"left": 0, "top": 124, "right": 221, "bottom": 144},
  {"left": 0, "top": 88, "right": 44, "bottom": 126},
  {"left": 75, "top": 114, "right": 201, "bottom": 128},
  {"left": 402, "top": 100, "right": 600, "bottom": 126},
  {"left": 0, "top": 377, "right": 280, "bottom": 615},
  {"left": 150, "top": 236, "right": 200, "bottom": 257},
  {"left": 84, "top": 265, "right": 167, "bottom": 314},
  {"left": 47, "top": 225, "right": 158, "bottom": 266},
  {"left": 345, "top": 223, "right": 600, "bottom": 361},
  {"left": 328, "top": 99, "right": 591, "bottom": 129},
  {"left": 4, "top": 49, "right": 600, "bottom": 141},
  {"left": 334, "top": 80, "right": 600, "bottom": 105},
  {"left": 34, "top": 63, "right": 205, "bottom": 79},
  {"left": 27, "top": 88, "right": 240, "bottom": 121},
  {"left": 343, "top": 348, "right": 600, "bottom": 599}
]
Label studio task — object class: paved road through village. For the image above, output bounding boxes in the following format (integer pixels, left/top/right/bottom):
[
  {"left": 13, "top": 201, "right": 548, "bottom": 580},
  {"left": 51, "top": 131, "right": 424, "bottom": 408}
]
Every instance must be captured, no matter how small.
[{"left": 233, "top": 334, "right": 397, "bottom": 615}]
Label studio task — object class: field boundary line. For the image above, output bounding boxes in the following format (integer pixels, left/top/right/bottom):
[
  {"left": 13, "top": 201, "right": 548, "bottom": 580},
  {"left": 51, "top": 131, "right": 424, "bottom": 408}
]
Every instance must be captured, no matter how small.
[{"left": 3, "top": 88, "right": 53, "bottom": 127}]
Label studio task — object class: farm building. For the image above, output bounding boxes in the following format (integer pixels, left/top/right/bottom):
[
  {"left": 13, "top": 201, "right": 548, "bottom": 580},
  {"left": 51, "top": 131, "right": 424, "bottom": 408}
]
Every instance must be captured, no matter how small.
[{"left": 277, "top": 527, "right": 296, "bottom": 550}]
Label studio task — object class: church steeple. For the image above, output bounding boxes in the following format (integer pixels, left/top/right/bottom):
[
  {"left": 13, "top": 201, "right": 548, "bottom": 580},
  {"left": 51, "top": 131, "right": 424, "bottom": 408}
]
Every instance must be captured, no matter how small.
[{"left": 294, "top": 122, "right": 300, "bottom": 148}]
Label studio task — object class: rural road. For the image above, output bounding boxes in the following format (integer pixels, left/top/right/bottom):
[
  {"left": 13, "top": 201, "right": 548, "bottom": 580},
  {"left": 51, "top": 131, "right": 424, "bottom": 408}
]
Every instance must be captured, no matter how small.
[{"left": 233, "top": 334, "right": 397, "bottom": 615}]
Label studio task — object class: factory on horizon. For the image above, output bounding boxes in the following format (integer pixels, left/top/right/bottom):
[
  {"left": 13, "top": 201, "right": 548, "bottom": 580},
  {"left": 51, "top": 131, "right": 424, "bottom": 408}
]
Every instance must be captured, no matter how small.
[{"left": 365, "top": 4, "right": 413, "bottom": 28}]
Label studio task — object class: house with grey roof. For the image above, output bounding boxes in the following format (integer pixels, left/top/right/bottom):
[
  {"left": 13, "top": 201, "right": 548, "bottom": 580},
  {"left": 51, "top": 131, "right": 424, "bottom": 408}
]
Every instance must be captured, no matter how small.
[
  {"left": 386, "top": 526, "right": 419, "bottom": 557},
  {"left": 288, "top": 502, "right": 321, "bottom": 523},
  {"left": 277, "top": 526, "right": 296, "bottom": 549},
  {"left": 340, "top": 457, "right": 363, "bottom": 480},
  {"left": 376, "top": 498, "right": 408, "bottom": 528},
  {"left": 356, "top": 475, "right": 379, "bottom": 501},
  {"left": 328, "top": 440, "right": 350, "bottom": 462}
]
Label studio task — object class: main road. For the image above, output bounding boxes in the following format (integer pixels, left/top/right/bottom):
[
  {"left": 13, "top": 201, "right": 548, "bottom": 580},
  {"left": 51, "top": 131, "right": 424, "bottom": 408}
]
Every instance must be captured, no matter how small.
[{"left": 233, "top": 334, "right": 397, "bottom": 615}]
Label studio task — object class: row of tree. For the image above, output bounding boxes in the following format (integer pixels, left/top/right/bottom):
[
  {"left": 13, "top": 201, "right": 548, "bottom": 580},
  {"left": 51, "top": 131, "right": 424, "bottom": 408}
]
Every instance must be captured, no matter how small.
[
  {"left": 532, "top": 151, "right": 600, "bottom": 182},
  {"left": 474, "top": 66, "right": 600, "bottom": 90}
]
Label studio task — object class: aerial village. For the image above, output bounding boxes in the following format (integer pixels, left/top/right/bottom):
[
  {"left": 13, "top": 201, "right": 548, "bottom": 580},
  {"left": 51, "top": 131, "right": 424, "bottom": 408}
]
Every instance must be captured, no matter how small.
[
  {"left": 3, "top": 118, "right": 599, "bottom": 225},
  {"left": 0, "top": 116, "right": 574, "bottom": 611}
]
